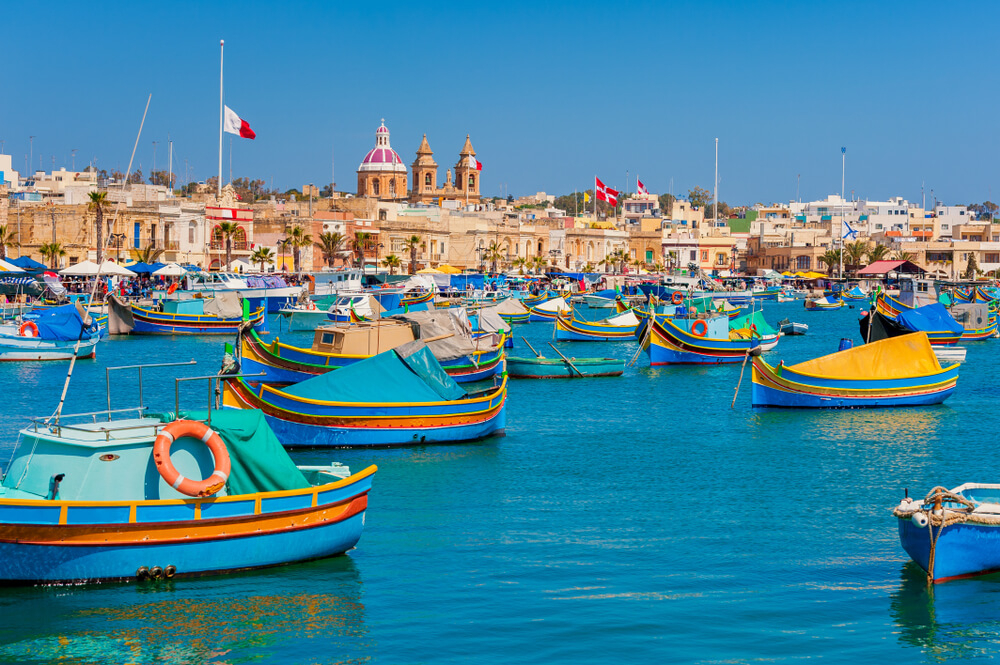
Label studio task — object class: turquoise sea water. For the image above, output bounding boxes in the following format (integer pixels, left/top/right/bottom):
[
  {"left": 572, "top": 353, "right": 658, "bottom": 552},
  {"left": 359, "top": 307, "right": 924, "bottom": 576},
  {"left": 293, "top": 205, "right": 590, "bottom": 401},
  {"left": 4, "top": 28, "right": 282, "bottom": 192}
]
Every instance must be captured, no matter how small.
[{"left": 0, "top": 302, "right": 999, "bottom": 663}]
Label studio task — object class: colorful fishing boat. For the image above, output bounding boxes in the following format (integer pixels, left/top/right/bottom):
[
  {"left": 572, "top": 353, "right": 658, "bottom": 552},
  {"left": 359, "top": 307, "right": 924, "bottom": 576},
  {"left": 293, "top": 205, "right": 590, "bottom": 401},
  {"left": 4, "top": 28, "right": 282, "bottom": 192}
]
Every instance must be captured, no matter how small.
[
  {"left": 0, "top": 305, "right": 101, "bottom": 360},
  {"left": 640, "top": 315, "right": 760, "bottom": 365},
  {"left": 401, "top": 289, "right": 435, "bottom": 306},
  {"left": 222, "top": 342, "right": 507, "bottom": 447},
  {"left": 506, "top": 355, "right": 624, "bottom": 378},
  {"left": 528, "top": 296, "right": 570, "bottom": 322},
  {"left": 554, "top": 308, "right": 640, "bottom": 341},
  {"left": 492, "top": 297, "right": 530, "bottom": 324},
  {"left": 751, "top": 332, "right": 958, "bottom": 408},
  {"left": 522, "top": 290, "right": 557, "bottom": 308},
  {"left": 892, "top": 484, "right": 1000, "bottom": 583},
  {"left": 804, "top": 296, "right": 843, "bottom": 310},
  {"left": 126, "top": 294, "right": 265, "bottom": 335},
  {"left": 0, "top": 366, "right": 375, "bottom": 584},
  {"left": 841, "top": 286, "right": 869, "bottom": 301},
  {"left": 777, "top": 318, "right": 808, "bottom": 335}
]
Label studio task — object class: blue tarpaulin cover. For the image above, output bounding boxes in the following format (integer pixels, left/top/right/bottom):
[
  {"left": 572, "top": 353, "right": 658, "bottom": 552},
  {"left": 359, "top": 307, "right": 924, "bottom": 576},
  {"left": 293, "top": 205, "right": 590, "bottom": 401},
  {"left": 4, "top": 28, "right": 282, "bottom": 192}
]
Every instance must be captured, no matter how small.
[
  {"left": 125, "top": 262, "right": 166, "bottom": 274},
  {"left": 896, "top": 303, "right": 964, "bottom": 335},
  {"left": 450, "top": 275, "right": 484, "bottom": 290},
  {"left": 371, "top": 292, "right": 403, "bottom": 311},
  {"left": 8, "top": 256, "right": 47, "bottom": 271},
  {"left": 22, "top": 304, "right": 99, "bottom": 341}
]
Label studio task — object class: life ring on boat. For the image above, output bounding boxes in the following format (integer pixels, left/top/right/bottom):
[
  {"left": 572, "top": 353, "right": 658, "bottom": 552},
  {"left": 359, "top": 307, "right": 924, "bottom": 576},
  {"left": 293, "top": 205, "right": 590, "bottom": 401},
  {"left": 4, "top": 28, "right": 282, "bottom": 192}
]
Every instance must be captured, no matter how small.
[
  {"left": 307, "top": 301, "right": 316, "bottom": 311},
  {"left": 167, "top": 283, "right": 179, "bottom": 295},
  {"left": 153, "top": 420, "right": 231, "bottom": 498},
  {"left": 671, "top": 292, "right": 684, "bottom": 305},
  {"left": 19, "top": 321, "right": 39, "bottom": 338},
  {"left": 691, "top": 319, "right": 708, "bottom": 337}
]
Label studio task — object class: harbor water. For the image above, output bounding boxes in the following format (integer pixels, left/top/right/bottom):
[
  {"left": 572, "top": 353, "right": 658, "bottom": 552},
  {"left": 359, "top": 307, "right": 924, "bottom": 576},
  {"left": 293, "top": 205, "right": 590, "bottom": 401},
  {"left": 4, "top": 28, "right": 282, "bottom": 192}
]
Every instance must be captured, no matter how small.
[{"left": 0, "top": 301, "right": 998, "bottom": 663}]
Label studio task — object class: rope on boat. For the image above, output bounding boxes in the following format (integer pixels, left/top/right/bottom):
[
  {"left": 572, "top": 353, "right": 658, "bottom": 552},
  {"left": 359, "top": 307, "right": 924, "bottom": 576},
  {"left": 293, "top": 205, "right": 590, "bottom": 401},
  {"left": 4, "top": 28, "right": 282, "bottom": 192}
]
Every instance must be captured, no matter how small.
[{"left": 892, "top": 486, "right": 976, "bottom": 584}]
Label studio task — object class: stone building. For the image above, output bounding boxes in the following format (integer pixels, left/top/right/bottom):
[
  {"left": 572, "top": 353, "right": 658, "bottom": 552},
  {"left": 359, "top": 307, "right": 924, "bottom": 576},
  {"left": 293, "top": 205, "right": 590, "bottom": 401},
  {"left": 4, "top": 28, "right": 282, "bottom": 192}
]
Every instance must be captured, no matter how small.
[
  {"left": 409, "top": 134, "right": 483, "bottom": 206},
  {"left": 356, "top": 121, "right": 408, "bottom": 201}
]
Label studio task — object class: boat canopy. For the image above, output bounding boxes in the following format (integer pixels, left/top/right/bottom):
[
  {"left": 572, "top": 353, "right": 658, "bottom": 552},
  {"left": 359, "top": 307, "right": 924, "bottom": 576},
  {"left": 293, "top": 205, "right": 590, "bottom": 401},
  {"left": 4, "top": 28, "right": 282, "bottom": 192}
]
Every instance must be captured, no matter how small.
[
  {"left": 535, "top": 297, "right": 569, "bottom": 313},
  {"left": 281, "top": 343, "right": 465, "bottom": 402},
  {"left": 896, "top": 304, "right": 964, "bottom": 336},
  {"left": 492, "top": 297, "right": 529, "bottom": 316},
  {"left": 729, "top": 311, "right": 777, "bottom": 337},
  {"left": 389, "top": 308, "right": 483, "bottom": 361},
  {"left": 22, "top": 304, "right": 98, "bottom": 341},
  {"left": 790, "top": 332, "right": 941, "bottom": 379}
]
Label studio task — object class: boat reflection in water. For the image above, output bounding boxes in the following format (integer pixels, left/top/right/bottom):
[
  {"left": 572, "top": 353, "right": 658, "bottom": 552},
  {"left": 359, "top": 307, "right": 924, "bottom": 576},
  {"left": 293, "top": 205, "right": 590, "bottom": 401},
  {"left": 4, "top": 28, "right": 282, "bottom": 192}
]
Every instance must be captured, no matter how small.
[
  {"left": 0, "top": 556, "right": 370, "bottom": 664},
  {"left": 890, "top": 562, "right": 1000, "bottom": 660}
]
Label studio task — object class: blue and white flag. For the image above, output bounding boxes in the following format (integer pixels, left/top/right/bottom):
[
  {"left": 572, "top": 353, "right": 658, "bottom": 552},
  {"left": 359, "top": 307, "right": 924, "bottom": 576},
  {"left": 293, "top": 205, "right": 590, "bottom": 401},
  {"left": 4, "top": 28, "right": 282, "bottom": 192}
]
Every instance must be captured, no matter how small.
[{"left": 842, "top": 220, "right": 858, "bottom": 240}]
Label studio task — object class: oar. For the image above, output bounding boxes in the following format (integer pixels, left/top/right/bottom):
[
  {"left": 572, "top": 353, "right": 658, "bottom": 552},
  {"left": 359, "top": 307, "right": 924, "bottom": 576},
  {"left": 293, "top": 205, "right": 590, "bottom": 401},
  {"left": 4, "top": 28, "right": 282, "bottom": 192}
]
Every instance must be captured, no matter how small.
[
  {"left": 547, "top": 342, "right": 584, "bottom": 377},
  {"left": 521, "top": 336, "right": 543, "bottom": 358}
]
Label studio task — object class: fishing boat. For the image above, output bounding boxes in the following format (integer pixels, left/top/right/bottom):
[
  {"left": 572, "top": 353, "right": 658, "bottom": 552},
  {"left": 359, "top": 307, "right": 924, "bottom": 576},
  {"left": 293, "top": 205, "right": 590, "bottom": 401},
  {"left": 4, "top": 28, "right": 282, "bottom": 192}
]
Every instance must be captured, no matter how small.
[
  {"left": 0, "top": 305, "right": 101, "bottom": 360},
  {"left": 239, "top": 315, "right": 504, "bottom": 384},
  {"left": 804, "top": 296, "right": 843, "bottom": 310},
  {"left": 528, "top": 296, "right": 570, "bottom": 322},
  {"left": 729, "top": 310, "right": 780, "bottom": 351},
  {"left": 951, "top": 303, "right": 999, "bottom": 341},
  {"left": 123, "top": 294, "right": 265, "bottom": 335},
  {"left": 278, "top": 293, "right": 374, "bottom": 331},
  {"left": 161, "top": 271, "right": 301, "bottom": 313},
  {"left": 491, "top": 297, "right": 530, "bottom": 324},
  {"left": 893, "top": 484, "right": 1000, "bottom": 583},
  {"left": 522, "top": 290, "right": 557, "bottom": 308},
  {"left": 222, "top": 341, "right": 507, "bottom": 447},
  {"left": 750, "top": 332, "right": 958, "bottom": 408},
  {"left": 581, "top": 289, "right": 619, "bottom": 309},
  {"left": 841, "top": 286, "right": 869, "bottom": 301},
  {"left": 554, "top": 308, "right": 640, "bottom": 341},
  {"left": 0, "top": 363, "right": 375, "bottom": 584},
  {"left": 507, "top": 356, "right": 624, "bottom": 378},
  {"left": 777, "top": 318, "right": 808, "bottom": 335},
  {"left": 640, "top": 315, "right": 760, "bottom": 365},
  {"left": 859, "top": 308, "right": 968, "bottom": 363}
]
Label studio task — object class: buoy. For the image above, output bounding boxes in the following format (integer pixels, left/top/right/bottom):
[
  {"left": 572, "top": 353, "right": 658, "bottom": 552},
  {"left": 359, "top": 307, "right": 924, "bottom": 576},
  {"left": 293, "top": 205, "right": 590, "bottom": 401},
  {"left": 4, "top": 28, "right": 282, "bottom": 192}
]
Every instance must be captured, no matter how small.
[{"left": 912, "top": 512, "right": 929, "bottom": 528}]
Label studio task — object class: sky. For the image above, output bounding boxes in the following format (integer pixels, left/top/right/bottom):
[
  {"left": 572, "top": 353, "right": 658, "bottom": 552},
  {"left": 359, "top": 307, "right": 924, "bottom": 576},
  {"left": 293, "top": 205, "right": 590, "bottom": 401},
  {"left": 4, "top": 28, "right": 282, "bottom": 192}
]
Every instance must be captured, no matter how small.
[{"left": 2, "top": 1, "right": 998, "bottom": 206}]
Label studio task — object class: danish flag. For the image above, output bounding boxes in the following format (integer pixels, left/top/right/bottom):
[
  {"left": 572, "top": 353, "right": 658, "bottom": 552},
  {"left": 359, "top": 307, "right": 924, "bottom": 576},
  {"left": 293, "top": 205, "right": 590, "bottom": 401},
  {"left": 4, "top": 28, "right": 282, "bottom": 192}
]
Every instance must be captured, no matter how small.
[
  {"left": 637, "top": 178, "right": 648, "bottom": 195},
  {"left": 595, "top": 177, "right": 619, "bottom": 206}
]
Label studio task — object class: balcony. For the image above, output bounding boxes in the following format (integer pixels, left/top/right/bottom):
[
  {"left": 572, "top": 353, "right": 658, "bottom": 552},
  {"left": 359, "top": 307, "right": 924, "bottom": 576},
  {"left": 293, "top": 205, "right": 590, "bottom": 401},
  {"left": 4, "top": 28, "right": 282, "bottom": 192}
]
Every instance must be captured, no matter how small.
[{"left": 210, "top": 241, "right": 249, "bottom": 251}]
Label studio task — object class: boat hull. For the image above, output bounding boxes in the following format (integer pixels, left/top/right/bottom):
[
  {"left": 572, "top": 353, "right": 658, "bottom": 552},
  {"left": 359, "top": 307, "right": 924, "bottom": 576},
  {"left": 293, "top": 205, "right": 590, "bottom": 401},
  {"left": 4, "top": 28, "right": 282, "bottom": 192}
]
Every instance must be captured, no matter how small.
[
  {"left": 0, "top": 335, "right": 99, "bottom": 361},
  {"left": 554, "top": 315, "right": 639, "bottom": 341},
  {"left": 897, "top": 518, "right": 1000, "bottom": 583},
  {"left": 131, "top": 306, "right": 266, "bottom": 335},
  {"left": 641, "top": 318, "right": 759, "bottom": 365}
]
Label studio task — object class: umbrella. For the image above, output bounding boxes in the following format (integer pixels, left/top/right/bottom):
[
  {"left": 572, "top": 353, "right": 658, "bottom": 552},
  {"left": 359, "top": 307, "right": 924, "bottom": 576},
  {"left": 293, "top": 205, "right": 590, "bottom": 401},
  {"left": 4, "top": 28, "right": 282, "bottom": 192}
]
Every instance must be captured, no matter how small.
[
  {"left": 436, "top": 264, "right": 463, "bottom": 274},
  {"left": 124, "top": 261, "right": 166, "bottom": 274},
  {"left": 152, "top": 263, "right": 187, "bottom": 277},
  {"left": 97, "top": 260, "right": 137, "bottom": 277},
  {"left": 416, "top": 267, "right": 443, "bottom": 274},
  {"left": 61, "top": 260, "right": 136, "bottom": 277}
]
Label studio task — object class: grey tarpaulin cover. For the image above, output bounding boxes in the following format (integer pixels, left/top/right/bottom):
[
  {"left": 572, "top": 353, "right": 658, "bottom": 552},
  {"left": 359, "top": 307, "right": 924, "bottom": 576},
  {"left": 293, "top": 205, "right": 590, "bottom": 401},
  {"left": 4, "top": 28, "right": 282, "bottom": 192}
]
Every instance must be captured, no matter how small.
[
  {"left": 473, "top": 305, "right": 508, "bottom": 335},
  {"left": 493, "top": 297, "right": 529, "bottom": 316},
  {"left": 203, "top": 291, "right": 243, "bottom": 319},
  {"left": 105, "top": 295, "right": 135, "bottom": 334},
  {"left": 390, "top": 308, "right": 490, "bottom": 362}
]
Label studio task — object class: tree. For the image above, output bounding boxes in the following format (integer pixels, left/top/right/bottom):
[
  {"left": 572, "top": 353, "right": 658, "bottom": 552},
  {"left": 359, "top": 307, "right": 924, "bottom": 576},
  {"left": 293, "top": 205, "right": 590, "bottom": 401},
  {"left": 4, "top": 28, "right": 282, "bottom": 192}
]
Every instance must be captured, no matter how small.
[
  {"left": 230, "top": 177, "right": 266, "bottom": 202},
  {"left": 865, "top": 243, "right": 891, "bottom": 265},
  {"left": 129, "top": 243, "right": 165, "bottom": 264},
  {"left": 484, "top": 240, "right": 504, "bottom": 273},
  {"left": 658, "top": 193, "right": 676, "bottom": 216},
  {"left": 250, "top": 246, "right": 274, "bottom": 272},
  {"left": 687, "top": 186, "right": 711, "bottom": 210},
  {"left": 127, "top": 168, "right": 144, "bottom": 185},
  {"left": 403, "top": 235, "right": 422, "bottom": 275},
  {"left": 353, "top": 232, "right": 372, "bottom": 269},
  {"left": 0, "top": 224, "right": 19, "bottom": 261},
  {"left": 893, "top": 250, "right": 915, "bottom": 261},
  {"left": 217, "top": 221, "right": 240, "bottom": 271},
  {"left": 531, "top": 255, "right": 547, "bottom": 274},
  {"left": 88, "top": 192, "right": 109, "bottom": 263},
  {"left": 511, "top": 257, "right": 527, "bottom": 274},
  {"left": 819, "top": 249, "right": 842, "bottom": 275},
  {"left": 966, "top": 252, "right": 979, "bottom": 280},
  {"left": 287, "top": 225, "right": 313, "bottom": 275},
  {"left": 582, "top": 262, "right": 595, "bottom": 273},
  {"left": 148, "top": 170, "right": 176, "bottom": 188},
  {"left": 320, "top": 182, "right": 336, "bottom": 197},
  {"left": 381, "top": 254, "right": 401, "bottom": 274},
  {"left": 844, "top": 240, "right": 868, "bottom": 273},
  {"left": 39, "top": 242, "right": 66, "bottom": 268},
  {"left": 315, "top": 231, "right": 346, "bottom": 269}
]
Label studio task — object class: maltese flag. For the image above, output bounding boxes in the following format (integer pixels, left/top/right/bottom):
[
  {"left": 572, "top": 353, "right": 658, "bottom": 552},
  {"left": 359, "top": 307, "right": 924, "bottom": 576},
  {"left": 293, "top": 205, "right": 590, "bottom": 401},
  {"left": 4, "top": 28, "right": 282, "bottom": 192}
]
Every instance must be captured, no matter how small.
[
  {"left": 468, "top": 155, "right": 483, "bottom": 171},
  {"left": 223, "top": 105, "right": 256, "bottom": 139},
  {"left": 637, "top": 178, "right": 648, "bottom": 195}
]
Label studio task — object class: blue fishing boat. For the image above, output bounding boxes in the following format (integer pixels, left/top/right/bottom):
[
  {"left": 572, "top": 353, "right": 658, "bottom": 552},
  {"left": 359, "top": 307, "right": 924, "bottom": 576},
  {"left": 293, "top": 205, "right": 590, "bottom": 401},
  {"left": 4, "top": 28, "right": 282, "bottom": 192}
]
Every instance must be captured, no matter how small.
[
  {"left": 554, "top": 308, "right": 640, "bottom": 341},
  {"left": 804, "top": 296, "right": 843, "bottom": 310},
  {"left": 0, "top": 305, "right": 101, "bottom": 360},
  {"left": 528, "top": 296, "right": 570, "bottom": 322},
  {"left": 894, "top": 484, "right": 1000, "bottom": 583},
  {"left": 0, "top": 364, "right": 375, "bottom": 584},
  {"left": 222, "top": 341, "right": 507, "bottom": 447},
  {"left": 841, "top": 286, "right": 869, "bottom": 301},
  {"left": 640, "top": 315, "right": 760, "bottom": 365},
  {"left": 126, "top": 294, "right": 265, "bottom": 335},
  {"left": 751, "top": 332, "right": 958, "bottom": 408}
]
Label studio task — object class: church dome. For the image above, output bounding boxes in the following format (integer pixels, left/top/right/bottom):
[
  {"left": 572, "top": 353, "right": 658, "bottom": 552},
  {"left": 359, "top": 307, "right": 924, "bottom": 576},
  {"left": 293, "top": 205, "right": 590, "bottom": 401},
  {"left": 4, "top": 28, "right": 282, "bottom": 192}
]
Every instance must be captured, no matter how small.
[{"left": 358, "top": 120, "right": 407, "bottom": 174}]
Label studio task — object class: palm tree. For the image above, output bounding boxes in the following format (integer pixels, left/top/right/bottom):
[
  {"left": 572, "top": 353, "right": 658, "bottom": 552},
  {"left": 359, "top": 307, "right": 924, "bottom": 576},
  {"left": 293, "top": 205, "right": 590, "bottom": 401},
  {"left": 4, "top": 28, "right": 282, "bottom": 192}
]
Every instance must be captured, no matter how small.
[
  {"left": 631, "top": 258, "right": 644, "bottom": 273},
  {"left": 893, "top": 250, "right": 915, "bottom": 261},
  {"left": 216, "top": 221, "right": 240, "bottom": 271},
  {"left": 129, "top": 243, "right": 165, "bottom": 264},
  {"left": 511, "top": 257, "right": 527, "bottom": 274},
  {"left": 0, "top": 225, "right": 18, "bottom": 261},
  {"left": 39, "top": 242, "right": 66, "bottom": 268},
  {"left": 865, "top": 243, "right": 891, "bottom": 265},
  {"left": 315, "top": 231, "right": 346, "bottom": 269},
  {"left": 287, "top": 225, "right": 313, "bottom": 275},
  {"left": 582, "top": 262, "right": 596, "bottom": 273},
  {"left": 353, "top": 232, "right": 372, "bottom": 269},
  {"left": 277, "top": 238, "right": 291, "bottom": 272},
  {"left": 88, "top": 192, "right": 109, "bottom": 262},
  {"left": 531, "top": 255, "right": 548, "bottom": 274},
  {"left": 844, "top": 240, "right": 868, "bottom": 274},
  {"left": 652, "top": 262, "right": 665, "bottom": 273},
  {"left": 250, "top": 246, "right": 275, "bottom": 272},
  {"left": 484, "top": 241, "right": 504, "bottom": 273},
  {"left": 611, "top": 249, "right": 629, "bottom": 273},
  {"left": 819, "top": 249, "right": 842, "bottom": 275},
  {"left": 403, "top": 235, "right": 422, "bottom": 274},
  {"left": 381, "top": 254, "right": 401, "bottom": 275}
]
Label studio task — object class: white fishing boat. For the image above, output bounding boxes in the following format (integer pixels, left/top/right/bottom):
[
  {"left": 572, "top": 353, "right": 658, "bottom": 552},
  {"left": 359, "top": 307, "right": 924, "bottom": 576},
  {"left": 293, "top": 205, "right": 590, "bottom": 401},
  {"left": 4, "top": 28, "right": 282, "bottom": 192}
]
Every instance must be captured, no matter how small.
[
  {"left": 932, "top": 346, "right": 967, "bottom": 364},
  {"left": 0, "top": 305, "right": 101, "bottom": 361},
  {"left": 777, "top": 318, "right": 808, "bottom": 335}
]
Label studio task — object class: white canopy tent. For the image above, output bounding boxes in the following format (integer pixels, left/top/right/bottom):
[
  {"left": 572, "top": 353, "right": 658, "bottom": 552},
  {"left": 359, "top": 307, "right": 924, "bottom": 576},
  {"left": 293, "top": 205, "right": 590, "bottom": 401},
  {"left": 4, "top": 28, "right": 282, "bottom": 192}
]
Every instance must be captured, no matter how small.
[
  {"left": 61, "top": 260, "right": 137, "bottom": 277},
  {"left": 152, "top": 263, "right": 187, "bottom": 277}
]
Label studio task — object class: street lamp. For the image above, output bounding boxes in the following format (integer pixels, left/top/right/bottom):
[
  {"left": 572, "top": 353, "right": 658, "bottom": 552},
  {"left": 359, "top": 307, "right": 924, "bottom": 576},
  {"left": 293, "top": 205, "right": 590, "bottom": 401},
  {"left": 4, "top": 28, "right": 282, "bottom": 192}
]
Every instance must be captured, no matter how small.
[{"left": 110, "top": 233, "right": 126, "bottom": 263}]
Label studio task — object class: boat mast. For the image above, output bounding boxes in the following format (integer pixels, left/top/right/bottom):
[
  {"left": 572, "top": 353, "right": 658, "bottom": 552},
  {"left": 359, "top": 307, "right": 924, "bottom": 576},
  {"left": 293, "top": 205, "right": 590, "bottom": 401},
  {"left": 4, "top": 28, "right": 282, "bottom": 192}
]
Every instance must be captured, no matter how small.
[
  {"left": 218, "top": 39, "right": 224, "bottom": 198},
  {"left": 840, "top": 147, "right": 845, "bottom": 279}
]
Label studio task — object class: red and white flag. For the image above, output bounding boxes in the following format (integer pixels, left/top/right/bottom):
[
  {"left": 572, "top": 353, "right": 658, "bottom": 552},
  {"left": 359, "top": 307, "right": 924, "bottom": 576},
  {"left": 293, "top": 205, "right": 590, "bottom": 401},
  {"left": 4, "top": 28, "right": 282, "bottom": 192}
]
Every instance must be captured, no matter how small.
[
  {"left": 637, "top": 178, "right": 648, "bottom": 195},
  {"left": 468, "top": 155, "right": 483, "bottom": 171},
  {"left": 223, "top": 105, "right": 256, "bottom": 139},
  {"left": 595, "top": 177, "right": 619, "bottom": 206}
]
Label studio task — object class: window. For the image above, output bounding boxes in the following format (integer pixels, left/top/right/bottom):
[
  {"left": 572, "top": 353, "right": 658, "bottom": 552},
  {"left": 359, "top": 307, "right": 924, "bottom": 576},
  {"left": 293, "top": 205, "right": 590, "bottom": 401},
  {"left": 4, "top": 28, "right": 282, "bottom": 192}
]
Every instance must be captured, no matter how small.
[
  {"left": 379, "top": 210, "right": 387, "bottom": 221},
  {"left": 469, "top": 175, "right": 475, "bottom": 189},
  {"left": 321, "top": 333, "right": 335, "bottom": 345},
  {"left": 796, "top": 256, "right": 811, "bottom": 270},
  {"left": 716, "top": 253, "right": 726, "bottom": 264},
  {"left": 372, "top": 180, "right": 380, "bottom": 196},
  {"left": 133, "top": 222, "right": 141, "bottom": 249},
  {"left": 875, "top": 224, "right": 883, "bottom": 230},
  {"left": 689, "top": 250, "right": 697, "bottom": 261},
  {"left": 189, "top": 222, "right": 196, "bottom": 244},
  {"left": 391, "top": 237, "right": 406, "bottom": 253},
  {"left": 942, "top": 224, "right": 949, "bottom": 230},
  {"left": 701, "top": 250, "right": 708, "bottom": 261},
  {"left": 151, "top": 224, "right": 157, "bottom": 246},
  {"left": 986, "top": 253, "right": 1000, "bottom": 263},
  {"left": 425, "top": 173, "right": 432, "bottom": 186}
]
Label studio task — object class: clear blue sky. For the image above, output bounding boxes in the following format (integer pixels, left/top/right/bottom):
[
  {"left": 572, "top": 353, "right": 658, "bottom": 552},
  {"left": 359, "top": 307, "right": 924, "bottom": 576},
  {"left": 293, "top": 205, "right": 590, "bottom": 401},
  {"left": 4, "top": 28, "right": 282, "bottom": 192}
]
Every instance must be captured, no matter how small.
[{"left": 3, "top": 1, "right": 997, "bottom": 206}]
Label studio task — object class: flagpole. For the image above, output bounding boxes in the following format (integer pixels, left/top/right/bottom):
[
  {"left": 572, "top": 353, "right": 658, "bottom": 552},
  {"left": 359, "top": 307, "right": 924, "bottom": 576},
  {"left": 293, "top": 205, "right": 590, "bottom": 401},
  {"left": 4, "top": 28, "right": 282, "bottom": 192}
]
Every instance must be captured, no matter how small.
[
  {"left": 840, "top": 147, "right": 846, "bottom": 279},
  {"left": 593, "top": 176, "right": 596, "bottom": 219},
  {"left": 218, "top": 39, "right": 224, "bottom": 198}
]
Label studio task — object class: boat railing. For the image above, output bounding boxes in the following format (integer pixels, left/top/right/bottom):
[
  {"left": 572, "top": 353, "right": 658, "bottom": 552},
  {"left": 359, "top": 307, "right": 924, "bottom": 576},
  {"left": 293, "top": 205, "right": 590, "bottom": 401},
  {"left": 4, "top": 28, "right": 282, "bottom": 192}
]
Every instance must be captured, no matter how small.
[
  {"left": 30, "top": 408, "right": 171, "bottom": 440},
  {"left": 174, "top": 372, "right": 266, "bottom": 426},
  {"left": 105, "top": 360, "right": 198, "bottom": 420}
]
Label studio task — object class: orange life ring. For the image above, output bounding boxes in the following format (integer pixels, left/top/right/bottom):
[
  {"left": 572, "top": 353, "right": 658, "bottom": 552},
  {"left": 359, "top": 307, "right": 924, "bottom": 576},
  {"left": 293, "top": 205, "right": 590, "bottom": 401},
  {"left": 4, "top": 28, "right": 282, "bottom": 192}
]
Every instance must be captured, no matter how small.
[
  {"left": 19, "top": 321, "right": 39, "bottom": 338},
  {"left": 307, "top": 301, "right": 316, "bottom": 311},
  {"left": 167, "top": 283, "right": 179, "bottom": 295},
  {"left": 691, "top": 319, "right": 709, "bottom": 337},
  {"left": 671, "top": 292, "right": 684, "bottom": 305},
  {"left": 153, "top": 420, "right": 231, "bottom": 498}
]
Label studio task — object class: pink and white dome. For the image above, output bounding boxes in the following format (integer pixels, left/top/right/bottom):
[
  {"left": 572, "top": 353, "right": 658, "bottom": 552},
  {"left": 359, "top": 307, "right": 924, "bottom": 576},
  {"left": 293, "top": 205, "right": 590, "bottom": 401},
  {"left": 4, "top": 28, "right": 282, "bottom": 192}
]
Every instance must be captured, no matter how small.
[{"left": 358, "top": 120, "right": 407, "bottom": 174}]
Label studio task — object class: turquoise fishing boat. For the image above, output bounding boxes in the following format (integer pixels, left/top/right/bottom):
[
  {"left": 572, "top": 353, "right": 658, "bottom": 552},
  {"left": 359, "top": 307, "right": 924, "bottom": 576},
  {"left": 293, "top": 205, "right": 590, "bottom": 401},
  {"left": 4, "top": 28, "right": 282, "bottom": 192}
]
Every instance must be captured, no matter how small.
[
  {"left": 751, "top": 332, "right": 958, "bottom": 408},
  {"left": 841, "top": 286, "right": 869, "bottom": 301},
  {"left": 640, "top": 315, "right": 761, "bottom": 365},
  {"left": 0, "top": 363, "right": 375, "bottom": 584},
  {"left": 804, "top": 296, "right": 843, "bottom": 310},
  {"left": 894, "top": 484, "right": 1000, "bottom": 583},
  {"left": 222, "top": 341, "right": 507, "bottom": 447},
  {"left": 506, "top": 356, "right": 624, "bottom": 378},
  {"left": 554, "top": 308, "right": 640, "bottom": 341}
]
